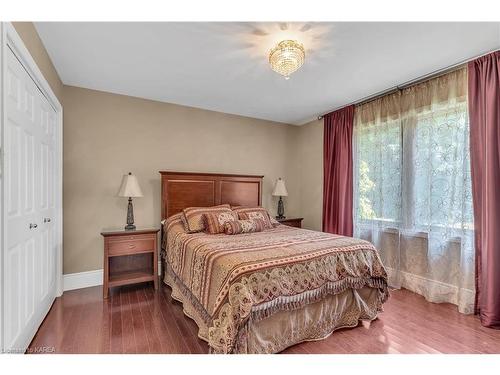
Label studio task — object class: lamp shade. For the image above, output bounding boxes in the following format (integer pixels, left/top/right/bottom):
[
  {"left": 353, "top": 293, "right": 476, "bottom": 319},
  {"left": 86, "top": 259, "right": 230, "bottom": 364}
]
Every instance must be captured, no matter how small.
[
  {"left": 272, "top": 178, "right": 288, "bottom": 197},
  {"left": 117, "top": 173, "right": 143, "bottom": 198}
]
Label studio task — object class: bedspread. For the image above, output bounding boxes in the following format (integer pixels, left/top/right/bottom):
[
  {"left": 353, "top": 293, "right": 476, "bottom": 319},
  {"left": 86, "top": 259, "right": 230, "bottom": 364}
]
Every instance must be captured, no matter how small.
[{"left": 163, "top": 213, "right": 388, "bottom": 353}]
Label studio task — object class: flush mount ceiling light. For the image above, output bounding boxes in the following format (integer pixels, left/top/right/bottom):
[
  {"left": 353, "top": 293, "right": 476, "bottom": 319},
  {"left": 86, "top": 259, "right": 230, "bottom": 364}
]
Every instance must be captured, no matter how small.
[{"left": 269, "top": 40, "right": 305, "bottom": 80}]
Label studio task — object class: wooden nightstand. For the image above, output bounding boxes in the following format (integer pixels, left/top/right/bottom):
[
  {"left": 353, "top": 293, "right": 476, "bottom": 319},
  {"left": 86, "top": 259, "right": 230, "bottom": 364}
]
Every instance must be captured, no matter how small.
[
  {"left": 101, "top": 228, "right": 160, "bottom": 299},
  {"left": 277, "top": 217, "right": 303, "bottom": 228}
]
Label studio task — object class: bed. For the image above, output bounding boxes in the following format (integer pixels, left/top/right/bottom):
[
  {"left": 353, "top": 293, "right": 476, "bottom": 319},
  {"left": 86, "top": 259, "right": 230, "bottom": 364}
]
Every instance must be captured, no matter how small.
[{"left": 160, "top": 171, "right": 389, "bottom": 354}]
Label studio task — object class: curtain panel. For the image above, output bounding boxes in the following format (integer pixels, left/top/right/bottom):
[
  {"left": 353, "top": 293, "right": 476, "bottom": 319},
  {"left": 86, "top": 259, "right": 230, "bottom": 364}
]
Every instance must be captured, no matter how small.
[
  {"left": 323, "top": 105, "right": 355, "bottom": 236},
  {"left": 468, "top": 51, "right": 500, "bottom": 328},
  {"left": 353, "top": 68, "right": 475, "bottom": 313}
]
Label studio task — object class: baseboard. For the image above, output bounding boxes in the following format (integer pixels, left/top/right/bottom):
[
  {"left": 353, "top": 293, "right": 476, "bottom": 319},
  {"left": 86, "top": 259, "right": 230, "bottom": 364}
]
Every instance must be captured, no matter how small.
[
  {"left": 63, "top": 261, "right": 162, "bottom": 292},
  {"left": 63, "top": 269, "right": 103, "bottom": 291}
]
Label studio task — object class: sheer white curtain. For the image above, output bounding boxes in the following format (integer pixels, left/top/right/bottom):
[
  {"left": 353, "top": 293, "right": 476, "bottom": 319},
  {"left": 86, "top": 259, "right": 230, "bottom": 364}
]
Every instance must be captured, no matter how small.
[{"left": 353, "top": 68, "right": 475, "bottom": 313}]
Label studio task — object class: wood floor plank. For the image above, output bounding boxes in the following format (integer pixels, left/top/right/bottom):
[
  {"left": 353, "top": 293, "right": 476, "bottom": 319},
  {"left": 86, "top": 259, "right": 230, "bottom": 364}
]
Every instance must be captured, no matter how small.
[
  {"left": 136, "top": 287, "right": 163, "bottom": 353},
  {"left": 120, "top": 288, "right": 137, "bottom": 354},
  {"left": 100, "top": 292, "right": 112, "bottom": 354},
  {"left": 73, "top": 288, "right": 100, "bottom": 353},
  {"left": 109, "top": 290, "right": 124, "bottom": 353},
  {"left": 167, "top": 296, "right": 204, "bottom": 354},
  {"left": 156, "top": 286, "right": 193, "bottom": 353},
  {"left": 128, "top": 287, "right": 150, "bottom": 353},
  {"left": 27, "top": 284, "right": 500, "bottom": 354},
  {"left": 58, "top": 289, "right": 87, "bottom": 353},
  {"left": 142, "top": 287, "right": 173, "bottom": 353}
]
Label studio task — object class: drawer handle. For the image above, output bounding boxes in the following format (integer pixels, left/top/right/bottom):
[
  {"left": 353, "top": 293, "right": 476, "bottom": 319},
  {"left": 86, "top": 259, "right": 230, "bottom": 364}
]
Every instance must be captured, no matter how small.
[
  {"left": 128, "top": 244, "right": 136, "bottom": 248},
  {"left": 29, "top": 223, "right": 38, "bottom": 229}
]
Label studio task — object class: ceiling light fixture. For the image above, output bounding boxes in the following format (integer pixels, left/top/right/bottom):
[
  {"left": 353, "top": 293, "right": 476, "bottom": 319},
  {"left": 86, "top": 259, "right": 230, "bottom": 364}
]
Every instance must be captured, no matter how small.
[{"left": 269, "top": 40, "right": 305, "bottom": 80}]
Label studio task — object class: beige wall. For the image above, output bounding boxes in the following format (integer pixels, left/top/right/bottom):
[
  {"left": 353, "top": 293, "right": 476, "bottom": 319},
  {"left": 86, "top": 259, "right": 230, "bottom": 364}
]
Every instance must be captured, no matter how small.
[
  {"left": 63, "top": 86, "right": 301, "bottom": 274},
  {"left": 297, "top": 119, "right": 323, "bottom": 231},
  {"left": 12, "top": 22, "right": 64, "bottom": 102}
]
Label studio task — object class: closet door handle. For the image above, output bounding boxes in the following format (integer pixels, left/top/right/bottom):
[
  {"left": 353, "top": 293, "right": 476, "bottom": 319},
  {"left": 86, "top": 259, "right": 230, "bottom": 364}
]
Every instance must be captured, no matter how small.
[
  {"left": 44, "top": 218, "right": 51, "bottom": 223},
  {"left": 29, "top": 223, "right": 38, "bottom": 229}
]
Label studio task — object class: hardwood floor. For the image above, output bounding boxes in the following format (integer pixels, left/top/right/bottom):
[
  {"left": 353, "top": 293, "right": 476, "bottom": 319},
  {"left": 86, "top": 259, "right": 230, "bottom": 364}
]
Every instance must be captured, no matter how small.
[{"left": 28, "top": 283, "right": 500, "bottom": 354}]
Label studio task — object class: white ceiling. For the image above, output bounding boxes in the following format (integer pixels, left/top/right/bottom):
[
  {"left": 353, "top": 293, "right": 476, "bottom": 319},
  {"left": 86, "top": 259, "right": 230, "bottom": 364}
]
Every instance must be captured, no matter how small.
[{"left": 35, "top": 22, "right": 500, "bottom": 125}]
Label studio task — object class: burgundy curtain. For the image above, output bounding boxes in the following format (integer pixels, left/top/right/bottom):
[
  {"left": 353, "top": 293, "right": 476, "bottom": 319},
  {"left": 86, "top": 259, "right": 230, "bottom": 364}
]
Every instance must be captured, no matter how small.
[
  {"left": 322, "top": 105, "right": 354, "bottom": 236},
  {"left": 468, "top": 51, "right": 500, "bottom": 328}
]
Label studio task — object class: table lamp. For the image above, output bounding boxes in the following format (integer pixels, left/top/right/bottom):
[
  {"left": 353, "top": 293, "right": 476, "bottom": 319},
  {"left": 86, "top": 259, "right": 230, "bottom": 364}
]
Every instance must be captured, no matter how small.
[
  {"left": 117, "top": 172, "right": 143, "bottom": 230},
  {"left": 272, "top": 177, "right": 288, "bottom": 219}
]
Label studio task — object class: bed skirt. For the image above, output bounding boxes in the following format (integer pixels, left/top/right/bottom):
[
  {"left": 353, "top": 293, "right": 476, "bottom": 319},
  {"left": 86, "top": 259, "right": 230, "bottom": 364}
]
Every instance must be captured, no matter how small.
[{"left": 163, "top": 261, "right": 385, "bottom": 354}]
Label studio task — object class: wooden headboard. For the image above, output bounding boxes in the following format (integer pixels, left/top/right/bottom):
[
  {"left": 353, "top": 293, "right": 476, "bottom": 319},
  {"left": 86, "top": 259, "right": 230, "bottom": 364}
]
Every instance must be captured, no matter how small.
[{"left": 160, "top": 171, "right": 263, "bottom": 220}]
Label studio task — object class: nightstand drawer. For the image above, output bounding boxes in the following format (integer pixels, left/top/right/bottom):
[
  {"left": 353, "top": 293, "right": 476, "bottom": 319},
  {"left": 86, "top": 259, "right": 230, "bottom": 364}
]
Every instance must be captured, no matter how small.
[{"left": 108, "top": 237, "right": 155, "bottom": 256}]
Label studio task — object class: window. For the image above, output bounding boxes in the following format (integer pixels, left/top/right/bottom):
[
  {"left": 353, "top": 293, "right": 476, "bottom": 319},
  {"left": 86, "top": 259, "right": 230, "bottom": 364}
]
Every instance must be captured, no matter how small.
[
  {"left": 352, "top": 68, "right": 474, "bottom": 314},
  {"left": 355, "top": 101, "right": 473, "bottom": 231},
  {"left": 355, "top": 117, "right": 401, "bottom": 223},
  {"left": 410, "top": 105, "right": 473, "bottom": 231}
]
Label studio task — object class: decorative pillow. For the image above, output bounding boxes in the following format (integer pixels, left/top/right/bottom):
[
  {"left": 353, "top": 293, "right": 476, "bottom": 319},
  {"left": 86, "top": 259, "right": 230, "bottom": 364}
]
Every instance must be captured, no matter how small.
[
  {"left": 182, "top": 204, "right": 232, "bottom": 233},
  {"left": 269, "top": 216, "right": 281, "bottom": 227},
  {"left": 204, "top": 211, "right": 238, "bottom": 234},
  {"left": 233, "top": 207, "right": 273, "bottom": 229},
  {"left": 224, "top": 219, "right": 267, "bottom": 235}
]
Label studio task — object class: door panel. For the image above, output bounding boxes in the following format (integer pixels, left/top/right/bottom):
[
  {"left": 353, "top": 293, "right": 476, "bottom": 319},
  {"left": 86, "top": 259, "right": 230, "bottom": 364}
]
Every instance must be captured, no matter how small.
[
  {"left": 3, "top": 47, "right": 57, "bottom": 351},
  {"left": 6, "top": 118, "right": 21, "bottom": 217},
  {"left": 25, "top": 238, "right": 35, "bottom": 324},
  {"left": 6, "top": 243, "right": 21, "bottom": 343},
  {"left": 38, "top": 85, "right": 57, "bottom": 301},
  {"left": 23, "top": 131, "right": 34, "bottom": 214}
]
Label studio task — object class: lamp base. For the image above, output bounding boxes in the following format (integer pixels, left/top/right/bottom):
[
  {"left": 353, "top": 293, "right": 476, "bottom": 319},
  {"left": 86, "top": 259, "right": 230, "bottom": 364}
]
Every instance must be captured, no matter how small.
[
  {"left": 125, "top": 197, "right": 136, "bottom": 231},
  {"left": 276, "top": 196, "right": 285, "bottom": 220}
]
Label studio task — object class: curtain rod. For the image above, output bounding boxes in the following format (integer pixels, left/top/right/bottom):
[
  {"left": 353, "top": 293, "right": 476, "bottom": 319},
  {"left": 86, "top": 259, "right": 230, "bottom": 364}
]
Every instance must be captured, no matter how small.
[{"left": 317, "top": 47, "right": 499, "bottom": 120}]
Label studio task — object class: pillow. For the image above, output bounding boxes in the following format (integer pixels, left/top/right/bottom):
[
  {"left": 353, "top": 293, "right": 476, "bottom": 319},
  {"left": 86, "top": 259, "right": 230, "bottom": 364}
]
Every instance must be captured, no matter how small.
[
  {"left": 182, "top": 204, "right": 232, "bottom": 233},
  {"left": 233, "top": 207, "right": 273, "bottom": 229},
  {"left": 269, "top": 216, "right": 281, "bottom": 227},
  {"left": 224, "top": 219, "right": 267, "bottom": 235},
  {"left": 204, "top": 211, "right": 238, "bottom": 234}
]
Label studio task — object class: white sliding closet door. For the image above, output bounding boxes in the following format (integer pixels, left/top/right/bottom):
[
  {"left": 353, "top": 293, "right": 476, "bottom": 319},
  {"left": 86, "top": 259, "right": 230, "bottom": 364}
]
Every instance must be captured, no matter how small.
[{"left": 3, "top": 46, "right": 58, "bottom": 352}]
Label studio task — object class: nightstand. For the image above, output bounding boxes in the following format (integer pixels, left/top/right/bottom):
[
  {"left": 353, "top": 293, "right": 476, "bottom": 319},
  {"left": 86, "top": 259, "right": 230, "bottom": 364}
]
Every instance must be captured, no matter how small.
[
  {"left": 277, "top": 217, "right": 303, "bottom": 228},
  {"left": 101, "top": 228, "right": 160, "bottom": 299}
]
